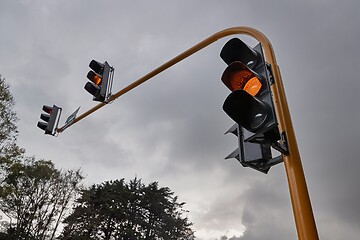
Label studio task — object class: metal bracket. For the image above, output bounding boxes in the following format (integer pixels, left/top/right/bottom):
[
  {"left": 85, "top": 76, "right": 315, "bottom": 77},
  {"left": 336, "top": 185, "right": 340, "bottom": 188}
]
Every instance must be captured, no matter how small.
[
  {"left": 271, "top": 131, "right": 289, "bottom": 155},
  {"left": 266, "top": 63, "right": 275, "bottom": 86},
  {"left": 268, "top": 155, "right": 283, "bottom": 166},
  {"left": 103, "top": 66, "right": 115, "bottom": 104}
]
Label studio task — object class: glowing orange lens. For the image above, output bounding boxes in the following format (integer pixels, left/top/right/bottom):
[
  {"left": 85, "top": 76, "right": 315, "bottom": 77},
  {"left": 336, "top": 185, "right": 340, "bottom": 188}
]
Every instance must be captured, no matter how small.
[
  {"left": 93, "top": 75, "right": 102, "bottom": 85},
  {"left": 229, "top": 70, "right": 262, "bottom": 96},
  {"left": 243, "top": 77, "right": 262, "bottom": 96}
]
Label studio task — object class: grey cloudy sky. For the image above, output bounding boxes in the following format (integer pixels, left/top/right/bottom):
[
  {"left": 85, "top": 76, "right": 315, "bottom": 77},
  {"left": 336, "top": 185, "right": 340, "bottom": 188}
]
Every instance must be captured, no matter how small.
[{"left": 1, "top": 0, "right": 360, "bottom": 239}]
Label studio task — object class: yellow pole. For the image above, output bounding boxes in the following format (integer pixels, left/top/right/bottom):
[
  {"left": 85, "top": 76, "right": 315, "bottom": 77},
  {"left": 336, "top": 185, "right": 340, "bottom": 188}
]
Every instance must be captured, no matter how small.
[
  {"left": 58, "top": 26, "right": 319, "bottom": 239},
  {"left": 255, "top": 36, "right": 320, "bottom": 240}
]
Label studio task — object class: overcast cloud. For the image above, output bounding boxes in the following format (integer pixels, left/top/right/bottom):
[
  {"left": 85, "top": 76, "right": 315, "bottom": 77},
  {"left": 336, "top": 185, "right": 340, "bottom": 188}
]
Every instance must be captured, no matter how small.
[{"left": 1, "top": 0, "right": 360, "bottom": 239}]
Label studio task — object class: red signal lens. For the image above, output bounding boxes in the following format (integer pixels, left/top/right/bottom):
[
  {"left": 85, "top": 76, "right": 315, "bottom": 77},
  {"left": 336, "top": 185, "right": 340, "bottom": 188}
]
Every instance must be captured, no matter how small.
[{"left": 42, "top": 105, "right": 53, "bottom": 114}]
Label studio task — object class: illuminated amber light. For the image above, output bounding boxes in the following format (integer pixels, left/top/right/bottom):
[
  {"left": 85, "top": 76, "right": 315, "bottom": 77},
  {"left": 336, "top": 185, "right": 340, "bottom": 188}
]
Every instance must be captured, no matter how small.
[
  {"left": 92, "top": 75, "right": 102, "bottom": 85},
  {"left": 243, "top": 77, "right": 262, "bottom": 96},
  {"left": 229, "top": 70, "right": 262, "bottom": 96}
]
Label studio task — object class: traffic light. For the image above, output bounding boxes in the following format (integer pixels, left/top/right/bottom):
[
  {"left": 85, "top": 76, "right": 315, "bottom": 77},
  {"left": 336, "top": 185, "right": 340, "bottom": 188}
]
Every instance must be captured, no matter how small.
[
  {"left": 84, "top": 60, "right": 114, "bottom": 102},
  {"left": 224, "top": 123, "right": 282, "bottom": 173},
  {"left": 37, "top": 105, "right": 62, "bottom": 136},
  {"left": 221, "top": 38, "right": 287, "bottom": 173}
]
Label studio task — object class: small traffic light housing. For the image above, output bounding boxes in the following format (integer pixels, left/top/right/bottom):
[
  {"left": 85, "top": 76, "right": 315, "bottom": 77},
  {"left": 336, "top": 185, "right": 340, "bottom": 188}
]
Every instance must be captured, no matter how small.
[
  {"left": 221, "top": 38, "right": 286, "bottom": 173},
  {"left": 37, "top": 105, "right": 62, "bottom": 136},
  {"left": 84, "top": 60, "right": 114, "bottom": 102},
  {"left": 225, "top": 124, "right": 282, "bottom": 174}
]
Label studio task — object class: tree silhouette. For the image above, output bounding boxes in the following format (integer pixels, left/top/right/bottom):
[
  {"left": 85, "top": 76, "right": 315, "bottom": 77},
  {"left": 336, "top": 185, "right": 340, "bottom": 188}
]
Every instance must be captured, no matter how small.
[
  {"left": 61, "top": 178, "right": 195, "bottom": 240},
  {"left": 0, "top": 157, "right": 84, "bottom": 239}
]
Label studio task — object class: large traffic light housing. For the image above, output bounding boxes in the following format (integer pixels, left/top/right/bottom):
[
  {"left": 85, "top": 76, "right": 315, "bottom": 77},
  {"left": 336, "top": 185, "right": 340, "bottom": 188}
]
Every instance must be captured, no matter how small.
[
  {"left": 37, "top": 105, "right": 62, "bottom": 136},
  {"left": 84, "top": 60, "right": 114, "bottom": 102},
  {"left": 221, "top": 38, "right": 279, "bottom": 144},
  {"left": 221, "top": 38, "right": 287, "bottom": 173}
]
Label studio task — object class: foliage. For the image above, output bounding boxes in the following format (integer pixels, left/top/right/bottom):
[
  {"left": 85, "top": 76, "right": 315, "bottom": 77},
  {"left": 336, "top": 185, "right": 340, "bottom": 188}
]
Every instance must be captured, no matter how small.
[
  {"left": 0, "top": 75, "right": 22, "bottom": 157},
  {"left": 61, "top": 178, "right": 195, "bottom": 240},
  {"left": 0, "top": 75, "right": 24, "bottom": 188},
  {"left": 0, "top": 157, "right": 84, "bottom": 239}
]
